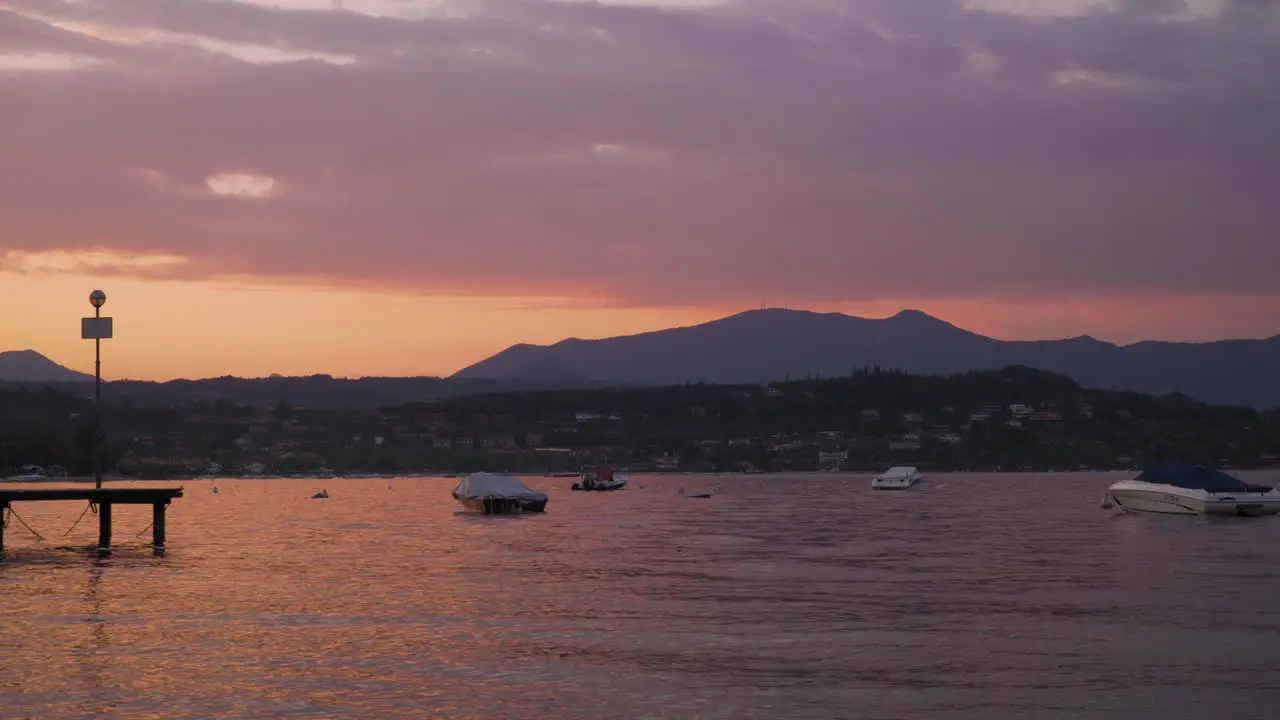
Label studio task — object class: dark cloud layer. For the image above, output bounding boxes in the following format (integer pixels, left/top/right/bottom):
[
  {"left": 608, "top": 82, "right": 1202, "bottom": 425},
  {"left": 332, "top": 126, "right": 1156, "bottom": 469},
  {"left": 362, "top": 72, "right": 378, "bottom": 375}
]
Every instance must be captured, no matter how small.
[{"left": 1, "top": 0, "right": 1277, "bottom": 305}]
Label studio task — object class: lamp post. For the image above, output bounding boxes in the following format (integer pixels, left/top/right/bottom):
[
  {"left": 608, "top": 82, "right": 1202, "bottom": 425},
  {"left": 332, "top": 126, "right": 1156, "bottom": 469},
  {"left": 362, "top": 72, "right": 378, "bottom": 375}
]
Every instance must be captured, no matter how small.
[{"left": 83, "top": 290, "right": 112, "bottom": 489}]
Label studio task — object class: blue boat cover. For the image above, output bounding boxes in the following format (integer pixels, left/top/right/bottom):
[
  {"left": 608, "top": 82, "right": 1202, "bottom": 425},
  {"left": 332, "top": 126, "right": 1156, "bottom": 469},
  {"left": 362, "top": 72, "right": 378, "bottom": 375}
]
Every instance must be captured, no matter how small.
[{"left": 1137, "top": 465, "right": 1272, "bottom": 493}]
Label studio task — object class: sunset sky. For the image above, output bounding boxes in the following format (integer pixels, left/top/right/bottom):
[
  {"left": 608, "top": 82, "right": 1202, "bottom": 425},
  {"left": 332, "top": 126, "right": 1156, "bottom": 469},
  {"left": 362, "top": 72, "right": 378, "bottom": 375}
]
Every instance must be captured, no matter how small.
[{"left": 2, "top": 0, "right": 1278, "bottom": 381}]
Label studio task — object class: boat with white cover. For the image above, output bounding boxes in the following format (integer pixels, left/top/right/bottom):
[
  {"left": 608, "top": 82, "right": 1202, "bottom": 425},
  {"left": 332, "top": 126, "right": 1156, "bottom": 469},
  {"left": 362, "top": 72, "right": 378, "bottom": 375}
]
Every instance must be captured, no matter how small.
[
  {"left": 872, "top": 466, "right": 922, "bottom": 490},
  {"left": 452, "top": 472, "right": 548, "bottom": 514},
  {"left": 1105, "top": 466, "right": 1280, "bottom": 517}
]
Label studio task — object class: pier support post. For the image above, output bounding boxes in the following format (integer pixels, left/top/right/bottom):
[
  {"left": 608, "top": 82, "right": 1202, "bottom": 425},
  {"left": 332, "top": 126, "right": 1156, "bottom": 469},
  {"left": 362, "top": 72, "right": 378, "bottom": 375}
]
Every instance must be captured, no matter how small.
[
  {"left": 1, "top": 501, "right": 7, "bottom": 553},
  {"left": 98, "top": 502, "right": 112, "bottom": 548},
  {"left": 152, "top": 503, "right": 166, "bottom": 547}
]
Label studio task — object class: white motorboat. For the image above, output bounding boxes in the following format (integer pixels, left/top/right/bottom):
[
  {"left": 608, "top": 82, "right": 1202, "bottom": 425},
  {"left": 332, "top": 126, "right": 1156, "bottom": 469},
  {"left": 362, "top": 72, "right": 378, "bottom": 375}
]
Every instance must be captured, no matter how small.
[
  {"left": 3, "top": 465, "right": 47, "bottom": 482},
  {"left": 1105, "top": 466, "right": 1280, "bottom": 517},
  {"left": 872, "top": 466, "right": 922, "bottom": 490},
  {"left": 2, "top": 473, "right": 47, "bottom": 483},
  {"left": 571, "top": 466, "right": 627, "bottom": 492},
  {"left": 452, "top": 473, "right": 548, "bottom": 514}
]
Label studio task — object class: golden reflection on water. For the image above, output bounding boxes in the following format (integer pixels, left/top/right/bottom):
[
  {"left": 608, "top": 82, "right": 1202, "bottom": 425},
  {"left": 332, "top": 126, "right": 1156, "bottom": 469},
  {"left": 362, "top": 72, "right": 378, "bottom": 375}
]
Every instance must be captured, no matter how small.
[{"left": 1, "top": 473, "right": 1279, "bottom": 719}]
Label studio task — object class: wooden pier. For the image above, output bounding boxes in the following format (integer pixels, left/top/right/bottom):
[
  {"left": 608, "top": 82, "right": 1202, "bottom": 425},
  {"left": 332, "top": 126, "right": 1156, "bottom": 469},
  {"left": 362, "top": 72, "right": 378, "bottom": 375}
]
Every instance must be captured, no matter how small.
[{"left": 0, "top": 487, "right": 184, "bottom": 552}]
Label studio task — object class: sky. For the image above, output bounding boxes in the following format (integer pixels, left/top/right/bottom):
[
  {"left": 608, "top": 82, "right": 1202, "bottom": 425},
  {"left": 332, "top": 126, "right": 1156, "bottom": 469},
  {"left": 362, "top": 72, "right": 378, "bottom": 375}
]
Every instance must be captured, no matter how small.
[{"left": 2, "top": 0, "right": 1278, "bottom": 380}]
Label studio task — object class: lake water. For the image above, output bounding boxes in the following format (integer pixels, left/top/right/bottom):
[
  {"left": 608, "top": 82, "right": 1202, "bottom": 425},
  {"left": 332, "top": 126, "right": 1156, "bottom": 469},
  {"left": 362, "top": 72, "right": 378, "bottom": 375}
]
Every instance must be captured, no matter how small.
[{"left": 2, "top": 472, "right": 1279, "bottom": 719}]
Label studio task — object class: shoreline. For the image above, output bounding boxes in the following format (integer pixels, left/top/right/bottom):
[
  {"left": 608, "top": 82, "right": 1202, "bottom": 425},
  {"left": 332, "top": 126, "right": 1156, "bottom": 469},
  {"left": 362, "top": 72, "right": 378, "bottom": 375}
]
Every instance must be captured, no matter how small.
[
  {"left": 0, "top": 468, "right": 1205, "bottom": 484},
  {"left": 5, "top": 466, "right": 1276, "bottom": 484}
]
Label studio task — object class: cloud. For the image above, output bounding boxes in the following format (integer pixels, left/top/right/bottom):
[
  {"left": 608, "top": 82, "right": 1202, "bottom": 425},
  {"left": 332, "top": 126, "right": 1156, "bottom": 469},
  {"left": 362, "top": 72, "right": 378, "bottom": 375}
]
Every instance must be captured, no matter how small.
[
  {"left": 206, "top": 172, "right": 278, "bottom": 198},
  {"left": 0, "top": 0, "right": 1277, "bottom": 309},
  {"left": 1, "top": 248, "right": 190, "bottom": 277},
  {"left": 0, "top": 50, "right": 101, "bottom": 72}
]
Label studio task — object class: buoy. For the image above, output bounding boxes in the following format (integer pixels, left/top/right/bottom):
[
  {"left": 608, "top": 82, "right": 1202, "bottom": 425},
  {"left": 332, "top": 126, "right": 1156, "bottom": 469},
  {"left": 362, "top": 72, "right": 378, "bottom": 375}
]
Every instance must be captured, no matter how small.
[{"left": 1100, "top": 494, "right": 1114, "bottom": 509}]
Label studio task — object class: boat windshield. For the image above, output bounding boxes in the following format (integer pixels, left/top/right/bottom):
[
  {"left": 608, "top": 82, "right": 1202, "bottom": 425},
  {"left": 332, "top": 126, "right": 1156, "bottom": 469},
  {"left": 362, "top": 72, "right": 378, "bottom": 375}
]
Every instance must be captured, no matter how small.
[{"left": 1136, "top": 466, "right": 1272, "bottom": 493}]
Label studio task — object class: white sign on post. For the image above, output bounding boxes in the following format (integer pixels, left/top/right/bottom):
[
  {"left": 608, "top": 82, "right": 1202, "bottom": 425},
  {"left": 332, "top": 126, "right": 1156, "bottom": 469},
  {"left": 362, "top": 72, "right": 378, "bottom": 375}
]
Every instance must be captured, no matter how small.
[{"left": 81, "top": 317, "right": 114, "bottom": 339}]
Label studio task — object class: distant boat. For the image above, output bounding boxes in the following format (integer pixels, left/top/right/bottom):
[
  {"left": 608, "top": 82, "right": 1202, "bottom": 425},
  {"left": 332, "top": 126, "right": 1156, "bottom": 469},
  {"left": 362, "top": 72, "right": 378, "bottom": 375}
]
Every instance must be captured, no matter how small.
[
  {"left": 452, "top": 473, "right": 547, "bottom": 514},
  {"left": 312, "top": 490, "right": 329, "bottom": 499},
  {"left": 572, "top": 466, "right": 627, "bottom": 492},
  {"left": 3, "top": 464, "right": 47, "bottom": 482},
  {"left": 679, "top": 487, "right": 711, "bottom": 499},
  {"left": 872, "top": 466, "right": 922, "bottom": 490}
]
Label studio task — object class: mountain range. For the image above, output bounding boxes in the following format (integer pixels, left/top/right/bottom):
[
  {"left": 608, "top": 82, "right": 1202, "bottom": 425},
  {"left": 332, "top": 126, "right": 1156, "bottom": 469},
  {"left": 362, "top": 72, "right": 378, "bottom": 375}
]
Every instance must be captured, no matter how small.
[
  {"left": 5, "top": 309, "right": 1278, "bottom": 408},
  {"left": 453, "top": 309, "right": 1280, "bottom": 409}
]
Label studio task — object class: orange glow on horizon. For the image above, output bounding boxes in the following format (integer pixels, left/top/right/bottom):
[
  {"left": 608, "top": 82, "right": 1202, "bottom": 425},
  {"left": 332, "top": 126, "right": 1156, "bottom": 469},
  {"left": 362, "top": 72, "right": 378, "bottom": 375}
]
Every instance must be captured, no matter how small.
[{"left": 0, "top": 271, "right": 726, "bottom": 380}]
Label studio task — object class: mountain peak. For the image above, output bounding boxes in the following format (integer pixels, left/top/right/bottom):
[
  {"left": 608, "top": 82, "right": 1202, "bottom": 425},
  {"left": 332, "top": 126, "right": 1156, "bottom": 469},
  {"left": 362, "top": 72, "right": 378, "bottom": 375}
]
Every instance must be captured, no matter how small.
[
  {"left": 727, "top": 307, "right": 821, "bottom": 320},
  {"left": 0, "top": 350, "right": 95, "bottom": 383},
  {"left": 881, "top": 308, "right": 965, "bottom": 336},
  {"left": 887, "top": 308, "right": 954, "bottom": 325}
]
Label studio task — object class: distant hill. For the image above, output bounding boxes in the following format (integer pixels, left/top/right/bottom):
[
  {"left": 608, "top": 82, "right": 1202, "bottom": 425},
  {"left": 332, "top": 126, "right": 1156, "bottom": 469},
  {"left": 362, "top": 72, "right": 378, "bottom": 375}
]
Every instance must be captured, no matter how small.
[
  {"left": 6, "top": 365, "right": 1279, "bottom": 476},
  {"left": 0, "top": 350, "right": 93, "bottom": 383},
  {"left": 96, "top": 375, "right": 624, "bottom": 410},
  {"left": 1, "top": 370, "right": 625, "bottom": 410},
  {"left": 452, "top": 309, "right": 1280, "bottom": 409}
]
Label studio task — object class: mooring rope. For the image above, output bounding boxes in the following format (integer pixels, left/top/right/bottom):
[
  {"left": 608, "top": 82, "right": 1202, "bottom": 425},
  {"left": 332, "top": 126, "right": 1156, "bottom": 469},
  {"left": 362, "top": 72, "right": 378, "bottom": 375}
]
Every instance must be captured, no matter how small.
[
  {"left": 137, "top": 501, "right": 171, "bottom": 538},
  {"left": 63, "top": 501, "right": 97, "bottom": 537},
  {"left": 6, "top": 506, "right": 45, "bottom": 542}
]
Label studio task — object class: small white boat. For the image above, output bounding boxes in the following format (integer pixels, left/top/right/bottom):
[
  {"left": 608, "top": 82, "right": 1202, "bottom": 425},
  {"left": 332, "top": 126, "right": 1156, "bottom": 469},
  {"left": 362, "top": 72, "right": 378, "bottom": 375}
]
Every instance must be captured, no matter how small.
[
  {"left": 1105, "top": 466, "right": 1280, "bottom": 516},
  {"left": 452, "top": 473, "right": 547, "bottom": 514},
  {"left": 3, "top": 465, "right": 47, "bottom": 482},
  {"left": 2, "top": 474, "right": 47, "bottom": 483},
  {"left": 572, "top": 466, "right": 627, "bottom": 492},
  {"left": 872, "top": 466, "right": 922, "bottom": 490}
]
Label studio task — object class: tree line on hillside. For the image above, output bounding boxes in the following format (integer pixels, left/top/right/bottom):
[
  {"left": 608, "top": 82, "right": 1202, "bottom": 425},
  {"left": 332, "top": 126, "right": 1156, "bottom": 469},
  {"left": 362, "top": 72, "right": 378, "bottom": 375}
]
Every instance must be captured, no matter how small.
[
  {"left": 2, "top": 367, "right": 1279, "bottom": 477},
  {"left": 0, "top": 374, "right": 625, "bottom": 410}
]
